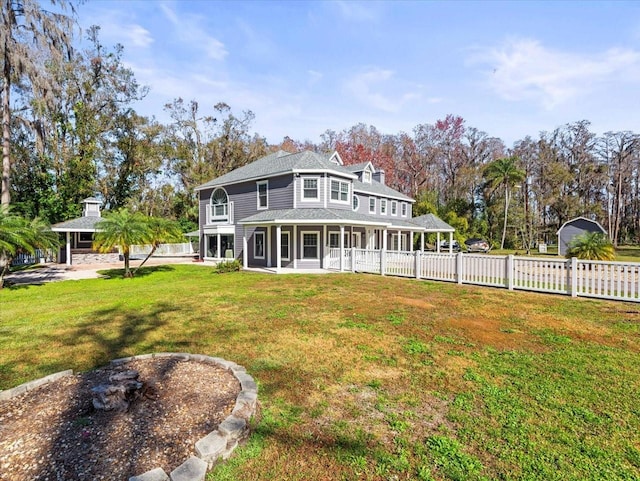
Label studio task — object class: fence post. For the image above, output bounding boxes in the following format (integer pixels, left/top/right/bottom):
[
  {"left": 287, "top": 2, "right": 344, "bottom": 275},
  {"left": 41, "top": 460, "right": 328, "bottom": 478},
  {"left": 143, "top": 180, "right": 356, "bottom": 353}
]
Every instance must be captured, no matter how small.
[
  {"left": 456, "top": 252, "right": 463, "bottom": 285},
  {"left": 415, "top": 250, "right": 421, "bottom": 279},
  {"left": 506, "top": 255, "right": 514, "bottom": 290},
  {"left": 381, "top": 248, "right": 387, "bottom": 276},
  {"left": 351, "top": 247, "right": 356, "bottom": 273},
  {"left": 570, "top": 257, "right": 578, "bottom": 297}
]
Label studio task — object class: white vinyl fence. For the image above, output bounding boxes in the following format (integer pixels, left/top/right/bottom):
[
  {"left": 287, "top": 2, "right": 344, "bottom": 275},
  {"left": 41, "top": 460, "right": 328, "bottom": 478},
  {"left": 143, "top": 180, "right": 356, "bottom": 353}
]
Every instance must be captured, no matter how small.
[
  {"left": 327, "top": 248, "right": 640, "bottom": 303},
  {"left": 130, "top": 242, "right": 194, "bottom": 257}
]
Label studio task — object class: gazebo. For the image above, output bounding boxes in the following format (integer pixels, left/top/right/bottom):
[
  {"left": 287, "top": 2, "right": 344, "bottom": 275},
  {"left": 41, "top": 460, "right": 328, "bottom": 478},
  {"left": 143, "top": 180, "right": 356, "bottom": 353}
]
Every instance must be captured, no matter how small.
[
  {"left": 411, "top": 213, "right": 456, "bottom": 253},
  {"left": 51, "top": 198, "right": 118, "bottom": 265}
]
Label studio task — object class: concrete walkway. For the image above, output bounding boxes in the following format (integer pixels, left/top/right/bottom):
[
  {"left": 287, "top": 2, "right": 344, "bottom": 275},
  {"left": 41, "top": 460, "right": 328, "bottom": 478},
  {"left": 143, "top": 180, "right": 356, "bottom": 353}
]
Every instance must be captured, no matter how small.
[{"left": 5, "top": 257, "right": 197, "bottom": 286}]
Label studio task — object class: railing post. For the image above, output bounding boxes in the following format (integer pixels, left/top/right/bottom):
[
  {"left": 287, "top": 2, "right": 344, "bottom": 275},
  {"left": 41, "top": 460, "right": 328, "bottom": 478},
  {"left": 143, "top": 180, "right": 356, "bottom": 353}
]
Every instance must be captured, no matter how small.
[
  {"left": 570, "top": 257, "right": 578, "bottom": 297},
  {"left": 381, "top": 248, "right": 387, "bottom": 276},
  {"left": 415, "top": 250, "right": 421, "bottom": 279},
  {"left": 456, "top": 252, "right": 463, "bottom": 284},
  {"left": 351, "top": 247, "right": 356, "bottom": 273},
  {"left": 507, "top": 255, "right": 514, "bottom": 290}
]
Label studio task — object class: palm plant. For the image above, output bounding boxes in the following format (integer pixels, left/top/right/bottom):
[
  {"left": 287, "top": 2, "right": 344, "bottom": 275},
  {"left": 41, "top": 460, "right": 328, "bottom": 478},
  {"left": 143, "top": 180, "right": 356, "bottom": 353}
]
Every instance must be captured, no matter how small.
[
  {"left": 132, "top": 217, "right": 184, "bottom": 275},
  {"left": 93, "top": 209, "right": 150, "bottom": 278},
  {"left": 566, "top": 232, "right": 615, "bottom": 261},
  {"left": 0, "top": 206, "right": 58, "bottom": 288},
  {"left": 1, "top": 0, "right": 76, "bottom": 205},
  {"left": 483, "top": 156, "right": 526, "bottom": 250}
]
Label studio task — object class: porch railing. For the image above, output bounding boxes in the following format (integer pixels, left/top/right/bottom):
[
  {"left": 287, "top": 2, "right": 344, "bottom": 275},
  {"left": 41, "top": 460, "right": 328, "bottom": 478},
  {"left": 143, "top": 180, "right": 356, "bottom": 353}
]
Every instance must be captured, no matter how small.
[{"left": 327, "top": 248, "right": 640, "bottom": 303}]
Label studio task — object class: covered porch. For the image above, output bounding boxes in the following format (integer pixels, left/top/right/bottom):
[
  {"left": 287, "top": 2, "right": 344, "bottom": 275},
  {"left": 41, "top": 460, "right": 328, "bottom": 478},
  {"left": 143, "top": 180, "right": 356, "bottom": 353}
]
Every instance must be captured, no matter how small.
[{"left": 239, "top": 209, "right": 425, "bottom": 272}]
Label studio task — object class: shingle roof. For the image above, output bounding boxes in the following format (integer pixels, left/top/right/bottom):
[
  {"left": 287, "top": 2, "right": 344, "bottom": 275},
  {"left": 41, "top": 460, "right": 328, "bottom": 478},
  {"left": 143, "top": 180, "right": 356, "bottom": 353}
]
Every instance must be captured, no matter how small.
[
  {"left": 51, "top": 216, "right": 104, "bottom": 232},
  {"left": 352, "top": 178, "right": 413, "bottom": 201},
  {"left": 411, "top": 213, "right": 455, "bottom": 232},
  {"left": 344, "top": 162, "right": 372, "bottom": 173},
  {"left": 240, "top": 208, "right": 424, "bottom": 230},
  {"left": 195, "top": 150, "right": 356, "bottom": 191}
]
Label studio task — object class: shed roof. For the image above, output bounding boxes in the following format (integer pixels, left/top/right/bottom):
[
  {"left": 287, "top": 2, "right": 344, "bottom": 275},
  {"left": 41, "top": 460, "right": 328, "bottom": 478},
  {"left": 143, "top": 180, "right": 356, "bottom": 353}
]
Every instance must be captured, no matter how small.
[{"left": 556, "top": 217, "right": 606, "bottom": 235}]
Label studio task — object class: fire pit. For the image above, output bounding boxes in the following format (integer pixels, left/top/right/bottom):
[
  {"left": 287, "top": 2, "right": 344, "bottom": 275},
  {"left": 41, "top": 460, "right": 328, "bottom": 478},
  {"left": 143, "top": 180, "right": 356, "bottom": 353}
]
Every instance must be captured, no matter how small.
[{"left": 0, "top": 353, "right": 258, "bottom": 480}]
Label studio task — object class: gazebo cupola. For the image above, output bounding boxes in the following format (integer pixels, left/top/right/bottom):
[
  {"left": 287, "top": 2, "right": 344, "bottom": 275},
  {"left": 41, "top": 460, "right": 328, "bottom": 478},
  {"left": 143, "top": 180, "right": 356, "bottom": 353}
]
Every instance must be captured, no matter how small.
[{"left": 82, "top": 197, "right": 102, "bottom": 217}]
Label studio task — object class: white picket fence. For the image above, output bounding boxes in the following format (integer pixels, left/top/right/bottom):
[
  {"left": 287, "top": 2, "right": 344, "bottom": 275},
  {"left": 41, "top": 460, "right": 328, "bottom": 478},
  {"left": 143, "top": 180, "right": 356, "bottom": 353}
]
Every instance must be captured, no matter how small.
[
  {"left": 130, "top": 242, "right": 194, "bottom": 257},
  {"left": 327, "top": 248, "right": 640, "bottom": 303}
]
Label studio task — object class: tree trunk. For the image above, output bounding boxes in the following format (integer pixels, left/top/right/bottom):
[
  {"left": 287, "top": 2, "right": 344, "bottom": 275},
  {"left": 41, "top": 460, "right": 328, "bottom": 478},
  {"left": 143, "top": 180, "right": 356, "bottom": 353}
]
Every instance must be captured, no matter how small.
[
  {"left": 123, "top": 252, "right": 133, "bottom": 278},
  {"left": 132, "top": 245, "right": 157, "bottom": 275},
  {"left": 501, "top": 183, "right": 509, "bottom": 250},
  {"left": 2, "top": 40, "right": 11, "bottom": 206}
]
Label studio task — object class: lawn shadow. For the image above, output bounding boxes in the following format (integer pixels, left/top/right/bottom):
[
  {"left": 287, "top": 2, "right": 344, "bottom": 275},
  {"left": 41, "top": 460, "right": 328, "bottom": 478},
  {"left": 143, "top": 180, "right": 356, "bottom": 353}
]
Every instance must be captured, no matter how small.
[{"left": 97, "top": 264, "right": 176, "bottom": 279}]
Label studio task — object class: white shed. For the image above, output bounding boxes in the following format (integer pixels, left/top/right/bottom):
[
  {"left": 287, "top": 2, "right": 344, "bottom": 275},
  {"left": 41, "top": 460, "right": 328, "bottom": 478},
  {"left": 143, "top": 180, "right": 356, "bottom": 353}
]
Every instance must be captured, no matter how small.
[{"left": 556, "top": 217, "right": 607, "bottom": 256}]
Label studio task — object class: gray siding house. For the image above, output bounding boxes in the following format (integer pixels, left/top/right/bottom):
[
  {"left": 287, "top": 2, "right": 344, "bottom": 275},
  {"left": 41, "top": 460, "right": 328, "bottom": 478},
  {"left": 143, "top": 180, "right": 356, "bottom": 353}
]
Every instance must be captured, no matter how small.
[{"left": 195, "top": 150, "right": 427, "bottom": 270}]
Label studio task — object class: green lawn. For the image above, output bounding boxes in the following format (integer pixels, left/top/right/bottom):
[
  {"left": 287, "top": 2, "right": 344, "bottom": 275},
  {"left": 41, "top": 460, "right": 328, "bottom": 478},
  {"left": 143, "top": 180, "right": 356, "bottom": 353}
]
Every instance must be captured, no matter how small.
[{"left": 1, "top": 265, "right": 639, "bottom": 480}]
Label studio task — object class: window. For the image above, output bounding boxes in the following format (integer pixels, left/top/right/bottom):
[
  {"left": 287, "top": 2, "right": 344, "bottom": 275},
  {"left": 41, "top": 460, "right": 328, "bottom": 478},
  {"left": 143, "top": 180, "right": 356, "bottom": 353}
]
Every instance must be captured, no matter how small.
[
  {"left": 401, "top": 203, "right": 407, "bottom": 217},
  {"left": 302, "top": 177, "right": 319, "bottom": 200},
  {"left": 391, "top": 201, "right": 397, "bottom": 216},
  {"left": 210, "top": 188, "right": 229, "bottom": 220},
  {"left": 381, "top": 199, "right": 387, "bottom": 215},
  {"left": 330, "top": 179, "right": 349, "bottom": 202},
  {"left": 254, "top": 231, "right": 265, "bottom": 259},
  {"left": 369, "top": 197, "right": 376, "bottom": 214},
  {"left": 257, "top": 181, "right": 268, "bottom": 209},
  {"left": 392, "top": 233, "right": 406, "bottom": 251},
  {"left": 302, "top": 232, "right": 319, "bottom": 259},
  {"left": 329, "top": 232, "right": 349, "bottom": 248},
  {"left": 281, "top": 232, "right": 290, "bottom": 260},
  {"left": 329, "top": 232, "right": 340, "bottom": 248},
  {"left": 364, "top": 170, "right": 372, "bottom": 183},
  {"left": 352, "top": 195, "right": 359, "bottom": 211}
]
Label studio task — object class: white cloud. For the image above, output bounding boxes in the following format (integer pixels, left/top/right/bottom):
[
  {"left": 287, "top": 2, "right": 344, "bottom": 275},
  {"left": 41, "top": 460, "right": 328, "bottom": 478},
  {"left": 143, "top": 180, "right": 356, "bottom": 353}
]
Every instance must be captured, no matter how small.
[
  {"left": 160, "top": 3, "right": 227, "bottom": 61},
  {"left": 471, "top": 38, "right": 640, "bottom": 109},
  {"left": 344, "top": 68, "right": 421, "bottom": 113},
  {"left": 333, "top": 1, "right": 380, "bottom": 22}
]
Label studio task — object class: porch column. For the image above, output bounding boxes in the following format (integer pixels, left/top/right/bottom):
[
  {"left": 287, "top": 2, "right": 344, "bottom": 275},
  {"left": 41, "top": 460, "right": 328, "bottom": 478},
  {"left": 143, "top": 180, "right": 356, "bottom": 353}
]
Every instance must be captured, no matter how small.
[
  {"left": 66, "top": 232, "right": 71, "bottom": 266},
  {"left": 322, "top": 225, "right": 327, "bottom": 268},
  {"left": 437, "top": 232, "right": 441, "bottom": 253},
  {"left": 449, "top": 232, "right": 453, "bottom": 254},
  {"left": 339, "top": 225, "right": 345, "bottom": 272},
  {"left": 217, "top": 233, "right": 222, "bottom": 259},
  {"left": 420, "top": 232, "right": 425, "bottom": 251},
  {"left": 242, "top": 228, "right": 248, "bottom": 268},
  {"left": 293, "top": 225, "right": 297, "bottom": 269},
  {"left": 409, "top": 232, "right": 414, "bottom": 252},
  {"left": 267, "top": 225, "right": 272, "bottom": 267},
  {"left": 397, "top": 230, "right": 401, "bottom": 251},
  {"left": 276, "top": 225, "right": 282, "bottom": 271},
  {"left": 381, "top": 228, "right": 387, "bottom": 276}
]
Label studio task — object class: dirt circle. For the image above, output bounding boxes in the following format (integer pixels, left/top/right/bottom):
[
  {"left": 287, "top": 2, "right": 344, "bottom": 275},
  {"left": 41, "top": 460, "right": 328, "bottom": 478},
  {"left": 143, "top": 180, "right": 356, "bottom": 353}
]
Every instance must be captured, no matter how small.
[{"left": 0, "top": 356, "right": 242, "bottom": 480}]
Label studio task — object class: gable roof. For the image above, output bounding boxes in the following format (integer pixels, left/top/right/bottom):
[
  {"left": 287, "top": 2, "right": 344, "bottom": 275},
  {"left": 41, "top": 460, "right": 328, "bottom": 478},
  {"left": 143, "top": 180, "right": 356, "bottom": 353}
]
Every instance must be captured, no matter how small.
[
  {"left": 194, "top": 150, "right": 356, "bottom": 191},
  {"left": 411, "top": 213, "right": 455, "bottom": 232},
  {"left": 51, "top": 216, "right": 103, "bottom": 233},
  {"left": 352, "top": 177, "right": 413, "bottom": 202},
  {"left": 344, "top": 162, "right": 373, "bottom": 173}
]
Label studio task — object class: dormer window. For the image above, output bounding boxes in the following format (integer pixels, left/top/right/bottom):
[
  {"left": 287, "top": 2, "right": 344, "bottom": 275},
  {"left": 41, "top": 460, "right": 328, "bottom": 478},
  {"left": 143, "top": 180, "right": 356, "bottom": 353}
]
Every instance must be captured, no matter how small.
[{"left": 364, "top": 170, "right": 372, "bottom": 183}]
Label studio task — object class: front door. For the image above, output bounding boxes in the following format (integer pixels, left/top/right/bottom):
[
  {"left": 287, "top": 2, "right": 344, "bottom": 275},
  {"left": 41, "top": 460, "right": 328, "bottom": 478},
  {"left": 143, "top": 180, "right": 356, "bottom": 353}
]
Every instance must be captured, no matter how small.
[{"left": 352, "top": 232, "right": 361, "bottom": 249}]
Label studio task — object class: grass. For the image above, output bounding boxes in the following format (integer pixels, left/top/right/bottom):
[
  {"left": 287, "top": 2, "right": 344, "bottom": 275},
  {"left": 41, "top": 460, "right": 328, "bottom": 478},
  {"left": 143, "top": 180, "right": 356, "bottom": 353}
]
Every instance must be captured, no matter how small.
[{"left": 1, "top": 264, "right": 639, "bottom": 480}]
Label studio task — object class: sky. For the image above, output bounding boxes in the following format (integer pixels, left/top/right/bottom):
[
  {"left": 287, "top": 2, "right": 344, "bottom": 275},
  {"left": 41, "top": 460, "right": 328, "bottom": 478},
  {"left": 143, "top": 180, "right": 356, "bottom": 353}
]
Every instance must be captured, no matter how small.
[{"left": 78, "top": 0, "right": 640, "bottom": 147}]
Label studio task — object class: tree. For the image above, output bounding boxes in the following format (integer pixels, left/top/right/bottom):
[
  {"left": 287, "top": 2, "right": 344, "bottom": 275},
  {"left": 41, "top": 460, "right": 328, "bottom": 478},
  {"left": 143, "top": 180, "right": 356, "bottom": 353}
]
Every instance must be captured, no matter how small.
[
  {"left": 565, "top": 232, "right": 615, "bottom": 261},
  {"left": 93, "top": 209, "right": 149, "bottom": 278},
  {"left": 0, "top": 206, "right": 58, "bottom": 288},
  {"left": 483, "top": 156, "right": 525, "bottom": 249},
  {"left": 132, "top": 217, "right": 183, "bottom": 275},
  {"left": 1, "top": 0, "right": 76, "bottom": 205}
]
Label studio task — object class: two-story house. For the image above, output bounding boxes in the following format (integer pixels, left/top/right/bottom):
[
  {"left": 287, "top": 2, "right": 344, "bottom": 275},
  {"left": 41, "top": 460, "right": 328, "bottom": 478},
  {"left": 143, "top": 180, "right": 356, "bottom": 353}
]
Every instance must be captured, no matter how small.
[{"left": 195, "top": 150, "right": 428, "bottom": 270}]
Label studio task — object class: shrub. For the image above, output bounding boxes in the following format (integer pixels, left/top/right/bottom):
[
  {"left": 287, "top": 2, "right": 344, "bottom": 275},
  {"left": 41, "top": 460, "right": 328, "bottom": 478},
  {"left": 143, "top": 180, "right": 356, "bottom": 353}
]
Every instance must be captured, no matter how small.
[
  {"left": 215, "top": 259, "right": 242, "bottom": 273},
  {"left": 566, "top": 232, "right": 615, "bottom": 261}
]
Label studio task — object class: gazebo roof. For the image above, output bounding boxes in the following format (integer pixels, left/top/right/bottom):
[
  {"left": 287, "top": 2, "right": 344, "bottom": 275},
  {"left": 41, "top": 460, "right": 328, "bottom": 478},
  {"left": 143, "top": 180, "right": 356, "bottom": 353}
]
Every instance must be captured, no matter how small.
[{"left": 411, "top": 213, "right": 455, "bottom": 232}]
